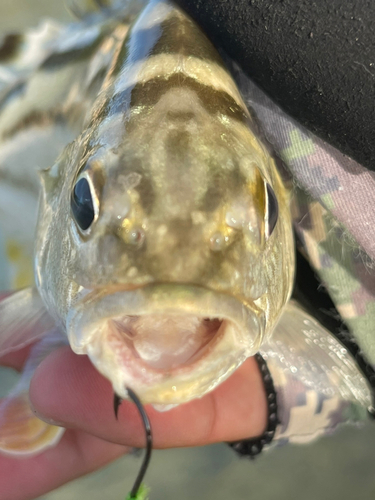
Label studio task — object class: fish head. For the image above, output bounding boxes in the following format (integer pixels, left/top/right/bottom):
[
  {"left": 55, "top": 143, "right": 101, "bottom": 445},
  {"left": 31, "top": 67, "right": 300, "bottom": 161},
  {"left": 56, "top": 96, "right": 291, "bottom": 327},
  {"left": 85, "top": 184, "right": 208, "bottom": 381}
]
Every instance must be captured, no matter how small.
[{"left": 35, "top": 0, "right": 294, "bottom": 406}]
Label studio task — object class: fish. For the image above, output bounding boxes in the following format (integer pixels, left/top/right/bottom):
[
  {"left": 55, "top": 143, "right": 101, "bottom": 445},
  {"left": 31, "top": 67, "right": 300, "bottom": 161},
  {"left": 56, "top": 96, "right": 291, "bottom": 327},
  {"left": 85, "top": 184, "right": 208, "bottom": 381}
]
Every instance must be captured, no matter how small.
[
  {"left": 35, "top": 0, "right": 294, "bottom": 404},
  {"left": 0, "top": 0, "right": 371, "bottom": 458},
  {"left": 0, "top": 0, "right": 293, "bottom": 455}
]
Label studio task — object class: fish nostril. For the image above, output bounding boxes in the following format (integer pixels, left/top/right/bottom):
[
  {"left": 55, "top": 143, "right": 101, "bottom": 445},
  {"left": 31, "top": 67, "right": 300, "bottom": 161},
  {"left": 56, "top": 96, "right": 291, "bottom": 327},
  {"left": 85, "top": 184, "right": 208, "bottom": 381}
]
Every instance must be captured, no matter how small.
[
  {"left": 117, "top": 222, "right": 146, "bottom": 248},
  {"left": 127, "top": 227, "right": 145, "bottom": 247},
  {"left": 209, "top": 232, "right": 225, "bottom": 252}
]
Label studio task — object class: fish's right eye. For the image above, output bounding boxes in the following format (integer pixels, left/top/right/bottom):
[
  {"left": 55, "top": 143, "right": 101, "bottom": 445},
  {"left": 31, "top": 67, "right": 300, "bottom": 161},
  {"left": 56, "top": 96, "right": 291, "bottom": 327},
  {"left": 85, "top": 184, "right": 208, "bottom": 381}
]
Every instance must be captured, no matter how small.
[
  {"left": 71, "top": 178, "right": 95, "bottom": 231},
  {"left": 265, "top": 183, "right": 278, "bottom": 238}
]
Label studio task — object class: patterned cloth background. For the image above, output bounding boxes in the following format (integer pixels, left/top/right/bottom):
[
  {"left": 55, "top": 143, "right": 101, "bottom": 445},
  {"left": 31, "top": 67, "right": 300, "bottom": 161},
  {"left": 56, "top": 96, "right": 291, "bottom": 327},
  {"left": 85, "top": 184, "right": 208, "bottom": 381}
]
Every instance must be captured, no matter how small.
[{"left": 234, "top": 66, "right": 375, "bottom": 367}]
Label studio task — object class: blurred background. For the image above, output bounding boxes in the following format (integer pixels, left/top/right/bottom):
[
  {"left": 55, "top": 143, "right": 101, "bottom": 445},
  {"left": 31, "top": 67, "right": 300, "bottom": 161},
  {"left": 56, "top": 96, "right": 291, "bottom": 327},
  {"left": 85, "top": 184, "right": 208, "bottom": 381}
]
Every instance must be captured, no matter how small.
[{"left": 1, "top": 1, "right": 375, "bottom": 499}]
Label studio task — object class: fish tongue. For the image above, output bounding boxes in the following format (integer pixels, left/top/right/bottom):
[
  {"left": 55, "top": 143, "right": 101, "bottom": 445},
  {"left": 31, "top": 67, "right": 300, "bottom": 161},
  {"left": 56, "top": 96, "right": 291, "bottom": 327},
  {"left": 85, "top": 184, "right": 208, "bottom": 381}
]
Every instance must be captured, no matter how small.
[{"left": 130, "top": 315, "right": 216, "bottom": 370}]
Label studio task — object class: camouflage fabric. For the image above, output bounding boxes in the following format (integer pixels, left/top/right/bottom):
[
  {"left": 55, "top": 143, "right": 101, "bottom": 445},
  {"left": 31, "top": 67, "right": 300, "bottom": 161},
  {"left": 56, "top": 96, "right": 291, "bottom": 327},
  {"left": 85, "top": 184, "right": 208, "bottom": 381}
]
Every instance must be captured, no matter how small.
[
  {"left": 232, "top": 67, "right": 375, "bottom": 443},
  {"left": 235, "top": 67, "right": 375, "bottom": 368},
  {"left": 260, "top": 301, "right": 371, "bottom": 446}
]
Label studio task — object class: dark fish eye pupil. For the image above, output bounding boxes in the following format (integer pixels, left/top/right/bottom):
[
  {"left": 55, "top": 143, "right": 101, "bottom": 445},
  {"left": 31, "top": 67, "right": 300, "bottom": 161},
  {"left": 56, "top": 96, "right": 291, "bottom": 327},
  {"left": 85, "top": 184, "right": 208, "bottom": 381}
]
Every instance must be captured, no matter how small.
[
  {"left": 71, "top": 178, "right": 95, "bottom": 231},
  {"left": 266, "top": 183, "right": 278, "bottom": 237}
]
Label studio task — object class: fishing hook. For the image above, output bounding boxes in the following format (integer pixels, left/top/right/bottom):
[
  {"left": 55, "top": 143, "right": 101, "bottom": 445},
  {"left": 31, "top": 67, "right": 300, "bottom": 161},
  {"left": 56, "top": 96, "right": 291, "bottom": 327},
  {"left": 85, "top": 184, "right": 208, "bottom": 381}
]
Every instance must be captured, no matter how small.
[
  {"left": 113, "top": 388, "right": 153, "bottom": 498},
  {"left": 114, "top": 393, "right": 122, "bottom": 419}
]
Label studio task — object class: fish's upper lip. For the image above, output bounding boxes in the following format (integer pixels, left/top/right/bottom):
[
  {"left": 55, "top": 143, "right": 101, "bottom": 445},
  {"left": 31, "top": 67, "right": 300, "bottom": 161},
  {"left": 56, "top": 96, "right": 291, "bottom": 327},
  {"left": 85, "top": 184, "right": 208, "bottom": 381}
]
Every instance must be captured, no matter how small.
[{"left": 67, "top": 283, "right": 264, "bottom": 352}]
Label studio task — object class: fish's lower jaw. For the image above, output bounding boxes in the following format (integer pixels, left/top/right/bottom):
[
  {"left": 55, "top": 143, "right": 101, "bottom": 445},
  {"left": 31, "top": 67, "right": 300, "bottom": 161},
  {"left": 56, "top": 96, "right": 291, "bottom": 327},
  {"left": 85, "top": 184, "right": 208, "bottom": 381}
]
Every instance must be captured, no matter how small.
[
  {"left": 86, "top": 315, "right": 254, "bottom": 405},
  {"left": 66, "top": 284, "right": 264, "bottom": 405}
]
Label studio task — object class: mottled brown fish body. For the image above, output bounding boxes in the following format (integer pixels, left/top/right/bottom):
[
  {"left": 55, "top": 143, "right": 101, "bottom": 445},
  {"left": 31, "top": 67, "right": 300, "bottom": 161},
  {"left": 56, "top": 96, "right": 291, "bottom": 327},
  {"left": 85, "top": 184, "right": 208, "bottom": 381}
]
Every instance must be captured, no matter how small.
[{"left": 35, "top": 0, "right": 294, "bottom": 404}]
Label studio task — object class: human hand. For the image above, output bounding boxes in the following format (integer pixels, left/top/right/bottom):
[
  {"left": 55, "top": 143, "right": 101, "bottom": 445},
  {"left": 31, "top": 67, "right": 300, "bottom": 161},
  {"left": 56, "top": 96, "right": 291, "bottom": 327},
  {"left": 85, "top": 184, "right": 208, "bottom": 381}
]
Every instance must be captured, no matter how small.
[{"left": 0, "top": 341, "right": 267, "bottom": 500}]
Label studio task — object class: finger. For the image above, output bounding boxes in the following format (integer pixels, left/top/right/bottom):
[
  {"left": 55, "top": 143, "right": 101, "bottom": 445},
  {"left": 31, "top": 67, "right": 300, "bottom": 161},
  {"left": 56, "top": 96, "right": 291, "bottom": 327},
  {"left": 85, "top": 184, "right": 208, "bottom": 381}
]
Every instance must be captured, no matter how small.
[
  {"left": 30, "top": 347, "right": 267, "bottom": 449},
  {"left": 0, "top": 428, "right": 128, "bottom": 500}
]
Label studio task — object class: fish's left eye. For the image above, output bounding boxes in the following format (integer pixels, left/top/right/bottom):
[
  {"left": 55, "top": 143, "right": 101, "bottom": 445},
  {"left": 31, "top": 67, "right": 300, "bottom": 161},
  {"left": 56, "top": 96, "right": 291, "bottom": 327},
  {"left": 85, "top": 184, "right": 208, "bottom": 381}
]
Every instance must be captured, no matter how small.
[
  {"left": 71, "top": 177, "right": 95, "bottom": 231},
  {"left": 265, "top": 183, "right": 278, "bottom": 238}
]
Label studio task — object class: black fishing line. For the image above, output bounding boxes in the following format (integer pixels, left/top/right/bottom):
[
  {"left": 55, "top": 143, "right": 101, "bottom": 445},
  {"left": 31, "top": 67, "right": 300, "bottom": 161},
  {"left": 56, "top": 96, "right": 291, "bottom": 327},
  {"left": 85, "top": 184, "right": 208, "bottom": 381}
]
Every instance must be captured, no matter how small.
[
  {"left": 127, "top": 388, "right": 153, "bottom": 498},
  {"left": 114, "top": 388, "right": 153, "bottom": 498}
]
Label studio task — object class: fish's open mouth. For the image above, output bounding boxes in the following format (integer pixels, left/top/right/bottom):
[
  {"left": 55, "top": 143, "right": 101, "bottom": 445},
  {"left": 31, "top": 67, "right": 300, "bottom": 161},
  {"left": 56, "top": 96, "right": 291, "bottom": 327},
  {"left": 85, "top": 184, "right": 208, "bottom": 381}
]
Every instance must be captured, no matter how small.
[
  {"left": 110, "top": 315, "right": 224, "bottom": 371},
  {"left": 67, "top": 284, "right": 265, "bottom": 405}
]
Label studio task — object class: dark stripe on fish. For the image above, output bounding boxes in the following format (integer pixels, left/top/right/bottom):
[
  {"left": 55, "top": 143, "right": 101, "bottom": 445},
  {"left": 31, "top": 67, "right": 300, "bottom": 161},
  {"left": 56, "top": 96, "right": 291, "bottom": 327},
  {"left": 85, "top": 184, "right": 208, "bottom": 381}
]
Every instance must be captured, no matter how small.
[
  {"left": 128, "top": 13, "right": 225, "bottom": 68},
  {"left": 2, "top": 109, "right": 65, "bottom": 141},
  {"left": 0, "top": 82, "right": 27, "bottom": 115},
  {"left": 41, "top": 39, "right": 103, "bottom": 70},
  {"left": 110, "top": 73, "right": 248, "bottom": 123},
  {"left": 0, "top": 34, "right": 22, "bottom": 62},
  {"left": 110, "top": 39, "right": 130, "bottom": 79}
]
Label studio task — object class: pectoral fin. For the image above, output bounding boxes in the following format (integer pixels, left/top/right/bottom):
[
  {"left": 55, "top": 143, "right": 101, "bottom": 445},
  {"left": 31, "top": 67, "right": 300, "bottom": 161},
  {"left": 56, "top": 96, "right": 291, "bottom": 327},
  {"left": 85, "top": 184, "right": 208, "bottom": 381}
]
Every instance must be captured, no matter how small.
[
  {"left": 0, "top": 393, "right": 64, "bottom": 456},
  {"left": 0, "top": 330, "right": 67, "bottom": 456},
  {"left": 0, "top": 287, "right": 56, "bottom": 356},
  {"left": 260, "top": 300, "right": 373, "bottom": 444}
]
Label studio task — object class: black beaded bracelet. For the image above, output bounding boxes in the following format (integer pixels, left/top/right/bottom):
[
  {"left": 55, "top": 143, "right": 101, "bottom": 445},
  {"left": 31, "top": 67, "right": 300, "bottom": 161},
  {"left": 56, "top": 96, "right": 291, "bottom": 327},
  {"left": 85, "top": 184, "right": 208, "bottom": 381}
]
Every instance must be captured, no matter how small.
[{"left": 228, "top": 353, "right": 278, "bottom": 458}]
